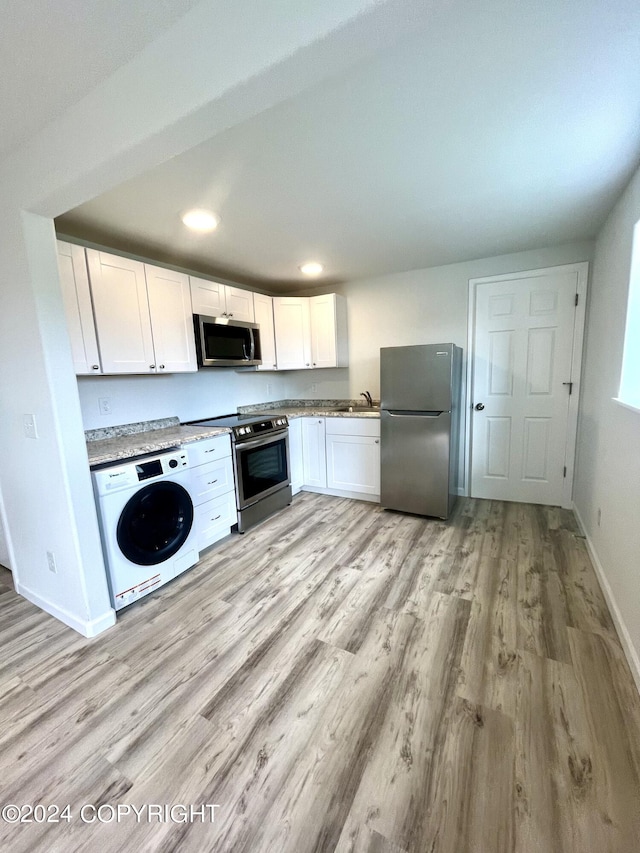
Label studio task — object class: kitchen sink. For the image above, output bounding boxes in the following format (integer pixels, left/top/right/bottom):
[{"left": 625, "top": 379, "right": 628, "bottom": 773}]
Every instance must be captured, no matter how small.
[{"left": 325, "top": 406, "right": 380, "bottom": 413}]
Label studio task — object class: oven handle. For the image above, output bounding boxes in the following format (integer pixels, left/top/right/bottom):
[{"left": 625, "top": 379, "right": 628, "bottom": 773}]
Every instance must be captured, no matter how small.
[{"left": 236, "top": 429, "right": 288, "bottom": 451}]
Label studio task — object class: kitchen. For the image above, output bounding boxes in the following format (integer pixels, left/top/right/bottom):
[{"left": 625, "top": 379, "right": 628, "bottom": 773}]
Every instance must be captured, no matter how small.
[{"left": 1, "top": 1, "right": 640, "bottom": 851}]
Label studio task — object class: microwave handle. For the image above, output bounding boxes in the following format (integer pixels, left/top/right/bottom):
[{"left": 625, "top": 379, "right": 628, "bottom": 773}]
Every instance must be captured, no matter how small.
[{"left": 249, "top": 329, "right": 256, "bottom": 361}]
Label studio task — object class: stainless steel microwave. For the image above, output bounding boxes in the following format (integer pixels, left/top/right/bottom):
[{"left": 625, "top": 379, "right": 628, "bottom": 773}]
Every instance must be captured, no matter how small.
[{"left": 194, "top": 314, "right": 262, "bottom": 367}]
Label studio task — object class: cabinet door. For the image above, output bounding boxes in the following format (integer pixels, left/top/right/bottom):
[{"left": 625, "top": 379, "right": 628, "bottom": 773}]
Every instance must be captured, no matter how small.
[
  {"left": 326, "top": 434, "right": 380, "bottom": 495},
  {"left": 287, "top": 418, "right": 304, "bottom": 494},
  {"left": 309, "top": 293, "right": 337, "bottom": 368},
  {"left": 301, "top": 417, "right": 326, "bottom": 488},
  {"left": 145, "top": 264, "right": 197, "bottom": 373},
  {"left": 190, "top": 276, "right": 226, "bottom": 316},
  {"left": 254, "top": 293, "right": 277, "bottom": 370},
  {"left": 225, "top": 285, "right": 255, "bottom": 322},
  {"left": 273, "top": 297, "right": 311, "bottom": 370},
  {"left": 57, "top": 241, "right": 101, "bottom": 375},
  {"left": 87, "top": 249, "right": 155, "bottom": 374}
]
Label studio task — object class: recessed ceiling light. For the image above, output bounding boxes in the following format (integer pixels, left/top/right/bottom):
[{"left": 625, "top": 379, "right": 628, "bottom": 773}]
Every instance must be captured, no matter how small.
[
  {"left": 299, "top": 261, "right": 324, "bottom": 277},
  {"left": 181, "top": 208, "right": 219, "bottom": 232}
]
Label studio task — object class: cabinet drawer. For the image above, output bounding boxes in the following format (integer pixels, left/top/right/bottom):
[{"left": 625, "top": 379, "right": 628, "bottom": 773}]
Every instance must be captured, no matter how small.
[
  {"left": 325, "top": 417, "right": 380, "bottom": 437},
  {"left": 187, "top": 434, "right": 231, "bottom": 467},
  {"left": 195, "top": 492, "right": 237, "bottom": 551},
  {"left": 190, "top": 457, "right": 234, "bottom": 505}
]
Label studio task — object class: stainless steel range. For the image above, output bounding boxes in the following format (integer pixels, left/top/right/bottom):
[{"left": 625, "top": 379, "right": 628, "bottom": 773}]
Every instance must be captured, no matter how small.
[{"left": 186, "top": 413, "right": 291, "bottom": 533}]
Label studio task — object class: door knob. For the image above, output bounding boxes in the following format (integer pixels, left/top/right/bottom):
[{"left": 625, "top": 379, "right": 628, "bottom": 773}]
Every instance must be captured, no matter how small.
[{"left": 474, "top": 403, "right": 485, "bottom": 411}]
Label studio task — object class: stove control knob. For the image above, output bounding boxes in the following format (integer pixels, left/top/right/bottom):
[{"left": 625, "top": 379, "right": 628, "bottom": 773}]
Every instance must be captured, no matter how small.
[{"left": 169, "top": 459, "right": 178, "bottom": 468}]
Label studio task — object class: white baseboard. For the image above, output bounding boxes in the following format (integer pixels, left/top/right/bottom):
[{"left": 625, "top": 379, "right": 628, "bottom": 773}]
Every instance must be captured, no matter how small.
[
  {"left": 572, "top": 503, "right": 640, "bottom": 696},
  {"left": 16, "top": 582, "right": 116, "bottom": 638},
  {"left": 301, "top": 485, "right": 379, "bottom": 503}
]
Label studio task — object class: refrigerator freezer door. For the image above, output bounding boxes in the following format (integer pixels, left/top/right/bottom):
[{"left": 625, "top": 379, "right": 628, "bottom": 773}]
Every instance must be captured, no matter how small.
[
  {"left": 380, "top": 344, "right": 454, "bottom": 412},
  {"left": 380, "top": 410, "right": 451, "bottom": 518}
]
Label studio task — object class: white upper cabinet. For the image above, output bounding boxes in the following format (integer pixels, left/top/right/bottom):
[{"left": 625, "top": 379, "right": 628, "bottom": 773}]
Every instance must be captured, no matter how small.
[
  {"left": 273, "top": 296, "right": 312, "bottom": 370},
  {"left": 225, "top": 285, "right": 255, "bottom": 322},
  {"left": 57, "top": 240, "right": 101, "bottom": 375},
  {"left": 144, "top": 264, "right": 197, "bottom": 373},
  {"left": 309, "top": 293, "right": 348, "bottom": 368},
  {"left": 273, "top": 294, "right": 348, "bottom": 370},
  {"left": 190, "top": 276, "right": 254, "bottom": 322},
  {"left": 87, "top": 249, "right": 155, "bottom": 374},
  {"left": 86, "top": 249, "right": 196, "bottom": 374},
  {"left": 253, "top": 293, "right": 277, "bottom": 371}
]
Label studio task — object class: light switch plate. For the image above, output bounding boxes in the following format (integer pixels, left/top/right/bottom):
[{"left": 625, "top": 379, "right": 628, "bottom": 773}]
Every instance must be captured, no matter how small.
[{"left": 22, "top": 413, "right": 38, "bottom": 439}]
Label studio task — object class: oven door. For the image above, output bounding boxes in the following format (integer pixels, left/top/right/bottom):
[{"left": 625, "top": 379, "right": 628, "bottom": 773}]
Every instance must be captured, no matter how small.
[{"left": 234, "top": 430, "right": 290, "bottom": 509}]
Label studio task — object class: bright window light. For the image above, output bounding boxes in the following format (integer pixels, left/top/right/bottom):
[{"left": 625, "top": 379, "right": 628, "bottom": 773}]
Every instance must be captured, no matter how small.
[{"left": 618, "top": 217, "right": 640, "bottom": 411}]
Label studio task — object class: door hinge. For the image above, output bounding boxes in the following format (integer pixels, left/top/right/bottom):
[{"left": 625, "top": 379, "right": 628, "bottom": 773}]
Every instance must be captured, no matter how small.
[
  {"left": 563, "top": 466, "right": 567, "bottom": 478},
  {"left": 575, "top": 293, "right": 579, "bottom": 307}
]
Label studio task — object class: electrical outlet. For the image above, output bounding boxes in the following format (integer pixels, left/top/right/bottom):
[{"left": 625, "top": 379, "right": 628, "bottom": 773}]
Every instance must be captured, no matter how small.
[
  {"left": 47, "top": 550, "right": 57, "bottom": 573},
  {"left": 597, "top": 507, "right": 602, "bottom": 527},
  {"left": 22, "top": 413, "right": 38, "bottom": 439},
  {"left": 98, "top": 397, "right": 112, "bottom": 416},
  {"left": 311, "top": 382, "right": 318, "bottom": 393},
  {"left": 266, "top": 383, "right": 273, "bottom": 396}
]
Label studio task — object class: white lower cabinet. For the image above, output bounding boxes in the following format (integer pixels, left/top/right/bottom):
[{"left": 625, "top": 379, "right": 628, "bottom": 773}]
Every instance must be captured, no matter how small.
[
  {"left": 288, "top": 418, "right": 304, "bottom": 495},
  {"left": 189, "top": 435, "right": 237, "bottom": 551},
  {"left": 326, "top": 434, "right": 380, "bottom": 495},
  {"left": 297, "top": 417, "right": 380, "bottom": 501},
  {"left": 301, "top": 418, "right": 327, "bottom": 488}
]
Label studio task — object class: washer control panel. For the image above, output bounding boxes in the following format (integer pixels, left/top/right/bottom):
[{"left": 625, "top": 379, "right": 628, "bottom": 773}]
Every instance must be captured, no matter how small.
[{"left": 93, "top": 449, "right": 189, "bottom": 494}]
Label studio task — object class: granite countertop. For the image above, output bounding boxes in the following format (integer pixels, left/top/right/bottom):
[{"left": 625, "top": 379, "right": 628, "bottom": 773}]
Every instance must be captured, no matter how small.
[
  {"left": 87, "top": 421, "right": 230, "bottom": 467},
  {"left": 86, "top": 402, "right": 380, "bottom": 467},
  {"left": 258, "top": 406, "right": 380, "bottom": 419},
  {"left": 239, "top": 398, "right": 381, "bottom": 420}
]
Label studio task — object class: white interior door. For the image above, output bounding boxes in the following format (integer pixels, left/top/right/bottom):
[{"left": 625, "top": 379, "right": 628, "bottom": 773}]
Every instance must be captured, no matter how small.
[{"left": 469, "top": 265, "right": 587, "bottom": 507}]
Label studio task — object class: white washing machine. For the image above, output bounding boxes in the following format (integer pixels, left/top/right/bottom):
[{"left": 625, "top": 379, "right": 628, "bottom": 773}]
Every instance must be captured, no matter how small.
[{"left": 92, "top": 448, "right": 199, "bottom": 610}]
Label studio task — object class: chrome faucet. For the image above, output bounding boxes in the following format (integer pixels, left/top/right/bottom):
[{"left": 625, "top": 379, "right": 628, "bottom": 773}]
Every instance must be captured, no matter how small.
[{"left": 360, "top": 391, "right": 373, "bottom": 407}]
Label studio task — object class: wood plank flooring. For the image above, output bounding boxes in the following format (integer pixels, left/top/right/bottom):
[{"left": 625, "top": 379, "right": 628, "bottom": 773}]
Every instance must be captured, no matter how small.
[{"left": 1, "top": 493, "right": 639, "bottom": 852}]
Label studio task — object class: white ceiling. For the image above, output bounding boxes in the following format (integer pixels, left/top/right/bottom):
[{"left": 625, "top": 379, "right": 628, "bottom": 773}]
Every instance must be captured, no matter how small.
[
  {"left": 42, "top": 1, "right": 640, "bottom": 289},
  {"left": 0, "top": 0, "right": 202, "bottom": 158}
]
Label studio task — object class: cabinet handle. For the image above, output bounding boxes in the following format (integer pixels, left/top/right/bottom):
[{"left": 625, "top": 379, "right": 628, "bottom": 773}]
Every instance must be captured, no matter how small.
[
  {"left": 306, "top": 363, "right": 310, "bottom": 367},
  {"left": 375, "top": 439, "right": 379, "bottom": 444},
  {"left": 92, "top": 365, "right": 100, "bottom": 370},
  {"left": 150, "top": 364, "right": 155, "bottom": 369},
  {"left": 207, "top": 479, "right": 218, "bottom": 485},
  {"left": 211, "top": 514, "right": 221, "bottom": 521},
  {"left": 228, "top": 313, "right": 233, "bottom": 318},
  {"left": 221, "top": 311, "right": 227, "bottom": 317},
  {"left": 205, "top": 449, "right": 216, "bottom": 454},
  {"left": 159, "top": 364, "right": 165, "bottom": 370},
  {"left": 313, "top": 362, "right": 316, "bottom": 366},
  {"left": 273, "top": 364, "right": 277, "bottom": 369}
]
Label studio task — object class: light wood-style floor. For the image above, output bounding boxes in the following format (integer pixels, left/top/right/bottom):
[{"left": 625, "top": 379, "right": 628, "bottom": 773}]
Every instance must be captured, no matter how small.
[{"left": 1, "top": 493, "right": 640, "bottom": 852}]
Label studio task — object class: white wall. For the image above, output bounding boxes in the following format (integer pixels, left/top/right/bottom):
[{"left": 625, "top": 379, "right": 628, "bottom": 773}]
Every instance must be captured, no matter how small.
[
  {"left": 286, "top": 240, "right": 594, "bottom": 402},
  {"left": 78, "top": 369, "right": 289, "bottom": 429},
  {"left": 574, "top": 161, "right": 640, "bottom": 682}
]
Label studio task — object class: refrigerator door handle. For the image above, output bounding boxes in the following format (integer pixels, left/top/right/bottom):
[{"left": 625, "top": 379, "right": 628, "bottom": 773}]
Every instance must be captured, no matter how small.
[{"left": 386, "top": 410, "right": 447, "bottom": 418}]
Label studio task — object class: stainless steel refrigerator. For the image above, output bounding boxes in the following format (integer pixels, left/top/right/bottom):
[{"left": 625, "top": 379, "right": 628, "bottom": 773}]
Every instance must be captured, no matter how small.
[{"left": 380, "top": 343, "right": 462, "bottom": 519}]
